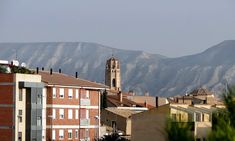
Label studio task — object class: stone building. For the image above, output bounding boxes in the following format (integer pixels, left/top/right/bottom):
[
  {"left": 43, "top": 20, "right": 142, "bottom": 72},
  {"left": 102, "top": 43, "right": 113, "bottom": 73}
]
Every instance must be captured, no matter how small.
[{"left": 105, "top": 57, "right": 121, "bottom": 91}]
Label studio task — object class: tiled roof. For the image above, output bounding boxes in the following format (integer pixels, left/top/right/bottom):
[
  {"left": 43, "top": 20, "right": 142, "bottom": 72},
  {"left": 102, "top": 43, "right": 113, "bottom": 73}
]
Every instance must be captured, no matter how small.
[
  {"left": 137, "top": 103, "right": 155, "bottom": 109},
  {"left": 105, "top": 108, "right": 138, "bottom": 118},
  {"left": 39, "top": 71, "right": 108, "bottom": 89},
  {"left": 107, "top": 95, "right": 143, "bottom": 107},
  {"left": 189, "top": 88, "right": 213, "bottom": 96}
]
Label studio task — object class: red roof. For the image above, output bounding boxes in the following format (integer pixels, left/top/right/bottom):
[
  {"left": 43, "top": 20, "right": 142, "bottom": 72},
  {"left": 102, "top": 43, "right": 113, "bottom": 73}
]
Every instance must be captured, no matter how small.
[
  {"left": 39, "top": 71, "right": 108, "bottom": 89},
  {"left": 107, "top": 95, "right": 143, "bottom": 107}
]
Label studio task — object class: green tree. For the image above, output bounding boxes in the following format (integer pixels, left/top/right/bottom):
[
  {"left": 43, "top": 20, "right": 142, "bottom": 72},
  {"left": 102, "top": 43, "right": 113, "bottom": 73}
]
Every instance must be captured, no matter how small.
[
  {"left": 10, "top": 66, "right": 33, "bottom": 74},
  {"left": 101, "top": 89, "right": 108, "bottom": 109},
  {"left": 165, "top": 118, "right": 194, "bottom": 141},
  {"left": 0, "top": 65, "right": 7, "bottom": 73},
  {"left": 207, "top": 86, "right": 235, "bottom": 141},
  {"left": 98, "top": 133, "right": 130, "bottom": 141}
]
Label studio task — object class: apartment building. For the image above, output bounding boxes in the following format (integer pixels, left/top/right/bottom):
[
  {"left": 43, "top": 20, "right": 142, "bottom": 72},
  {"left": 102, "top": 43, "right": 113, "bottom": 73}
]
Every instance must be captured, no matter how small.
[
  {"left": 0, "top": 73, "right": 45, "bottom": 141},
  {"left": 39, "top": 71, "right": 107, "bottom": 141}
]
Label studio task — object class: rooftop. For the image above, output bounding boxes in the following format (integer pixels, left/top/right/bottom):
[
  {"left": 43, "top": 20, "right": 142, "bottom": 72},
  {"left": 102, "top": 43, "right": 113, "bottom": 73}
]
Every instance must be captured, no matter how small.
[
  {"left": 107, "top": 95, "right": 143, "bottom": 107},
  {"left": 189, "top": 88, "right": 214, "bottom": 96},
  {"left": 39, "top": 71, "right": 108, "bottom": 89},
  {"left": 105, "top": 107, "right": 139, "bottom": 118}
]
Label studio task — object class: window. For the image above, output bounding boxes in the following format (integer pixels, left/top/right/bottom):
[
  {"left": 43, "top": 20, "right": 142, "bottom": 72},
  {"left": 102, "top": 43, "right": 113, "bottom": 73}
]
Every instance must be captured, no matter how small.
[
  {"left": 80, "top": 109, "right": 86, "bottom": 119},
  {"left": 53, "top": 109, "right": 56, "bottom": 119},
  {"left": 75, "top": 110, "right": 79, "bottom": 119},
  {"left": 19, "top": 89, "right": 23, "bottom": 101},
  {"left": 52, "top": 130, "right": 56, "bottom": 140},
  {"left": 68, "top": 109, "right": 73, "bottom": 119},
  {"left": 37, "top": 94, "right": 42, "bottom": 104},
  {"left": 75, "top": 89, "right": 79, "bottom": 99},
  {"left": 19, "top": 110, "right": 22, "bottom": 115},
  {"left": 18, "top": 110, "right": 22, "bottom": 122},
  {"left": 111, "top": 121, "right": 117, "bottom": 132},
  {"left": 196, "top": 113, "right": 201, "bottom": 122},
  {"left": 178, "top": 113, "right": 181, "bottom": 122},
  {"left": 18, "top": 132, "right": 22, "bottom": 141},
  {"left": 68, "top": 89, "right": 73, "bottom": 99},
  {"left": 59, "top": 88, "right": 64, "bottom": 98},
  {"left": 59, "top": 129, "right": 64, "bottom": 140},
  {"left": 112, "top": 79, "right": 116, "bottom": 87},
  {"left": 68, "top": 129, "right": 72, "bottom": 139},
  {"left": 18, "top": 116, "right": 22, "bottom": 123},
  {"left": 86, "top": 109, "right": 89, "bottom": 119},
  {"left": 75, "top": 129, "right": 78, "bottom": 139},
  {"left": 37, "top": 116, "right": 42, "bottom": 126},
  {"left": 53, "top": 88, "right": 56, "bottom": 98},
  {"left": 85, "top": 129, "right": 89, "bottom": 139},
  {"left": 59, "top": 109, "right": 64, "bottom": 119},
  {"left": 86, "top": 90, "right": 89, "bottom": 98},
  {"left": 172, "top": 114, "right": 177, "bottom": 121}
]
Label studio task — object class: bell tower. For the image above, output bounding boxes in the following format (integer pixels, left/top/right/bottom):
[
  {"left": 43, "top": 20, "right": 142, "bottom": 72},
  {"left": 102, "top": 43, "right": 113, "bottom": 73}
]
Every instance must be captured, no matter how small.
[{"left": 105, "top": 57, "right": 121, "bottom": 91}]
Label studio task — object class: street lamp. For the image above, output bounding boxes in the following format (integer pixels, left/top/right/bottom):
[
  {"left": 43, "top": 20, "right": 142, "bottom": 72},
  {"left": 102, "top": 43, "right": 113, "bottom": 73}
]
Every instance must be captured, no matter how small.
[{"left": 94, "top": 115, "right": 99, "bottom": 140}]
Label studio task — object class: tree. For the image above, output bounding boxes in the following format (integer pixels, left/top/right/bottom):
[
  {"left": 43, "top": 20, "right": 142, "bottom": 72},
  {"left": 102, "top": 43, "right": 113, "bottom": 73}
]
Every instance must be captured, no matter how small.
[
  {"left": 10, "top": 66, "right": 33, "bottom": 74},
  {"left": 97, "top": 133, "right": 130, "bottom": 141},
  {"left": 207, "top": 86, "right": 235, "bottom": 141},
  {"left": 0, "top": 65, "right": 7, "bottom": 73},
  {"left": 165, "top": 118, "right": 194, "bottom": 141},
  {"left": 101, "top": 89, "right": 108, "bottom": 109}
]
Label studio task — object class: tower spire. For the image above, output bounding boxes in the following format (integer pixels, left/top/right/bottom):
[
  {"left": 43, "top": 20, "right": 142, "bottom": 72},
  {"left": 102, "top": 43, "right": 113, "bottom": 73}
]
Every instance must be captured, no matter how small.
[{"left": 105, "top": 56, "right": 121, "bottom": 91}]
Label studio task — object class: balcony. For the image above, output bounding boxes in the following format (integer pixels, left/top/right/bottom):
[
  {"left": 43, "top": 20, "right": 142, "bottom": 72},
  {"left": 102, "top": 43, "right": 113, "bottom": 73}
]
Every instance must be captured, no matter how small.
[
  {"left": 80, "top": 119, "right": 90, "bottom": 126},
  {"left": 81, "top": 99, "right": 90, "bottom": 106}
]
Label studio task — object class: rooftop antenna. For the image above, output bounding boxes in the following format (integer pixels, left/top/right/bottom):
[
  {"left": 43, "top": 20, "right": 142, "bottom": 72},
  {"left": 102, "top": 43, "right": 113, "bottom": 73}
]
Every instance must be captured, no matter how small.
[
  {"left": 15, "top": 49, "right": 18, "bottom": 60},
  {"left": 13, "top": 48, "right": 18, "bottom": 60}
]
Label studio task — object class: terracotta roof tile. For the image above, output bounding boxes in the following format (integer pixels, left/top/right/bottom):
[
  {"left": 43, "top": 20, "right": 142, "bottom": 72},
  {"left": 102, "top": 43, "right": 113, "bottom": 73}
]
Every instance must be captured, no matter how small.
[
  {"left": 39, "top": 71, "right": 108, "bottom": 89},
  {"left": 107, "top": 95, "right": 143, "bottom": 107}
]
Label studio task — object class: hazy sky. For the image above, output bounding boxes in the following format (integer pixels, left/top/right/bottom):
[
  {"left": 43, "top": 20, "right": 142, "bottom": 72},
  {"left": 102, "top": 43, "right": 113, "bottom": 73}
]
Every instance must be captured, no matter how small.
[{"left": 0, "top": 0, "right": 235, "bottom": 57}]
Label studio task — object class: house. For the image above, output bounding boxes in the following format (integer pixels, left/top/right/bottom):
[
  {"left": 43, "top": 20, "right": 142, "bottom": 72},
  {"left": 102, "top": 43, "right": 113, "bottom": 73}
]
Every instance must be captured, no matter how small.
[
  {"left": 131, "top": 103, "right": 219, "bottom": 141},
  {"left": 167, "top": 88, "right": 223, "bottom": 105},
  {"left": 0, "top": 62, "right": 107, "bottom": 141},
  {"left": 101, "top": 107, "right": 138, "bottom": 140},
  {"left": 101, "top": 91, "right": 148, "bottom": 139},
  {"left": 39, "top": 70, "right": 107, "bottom": 141},
  {"left": 131, "top": 88, "right": 224, "bottom": 141}
]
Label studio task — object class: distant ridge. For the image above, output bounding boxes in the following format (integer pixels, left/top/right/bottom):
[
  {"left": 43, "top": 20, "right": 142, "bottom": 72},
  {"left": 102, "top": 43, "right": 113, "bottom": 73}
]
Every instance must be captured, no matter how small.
[{"left": 0, "top": 40, "right": 235, "bottom": 96}]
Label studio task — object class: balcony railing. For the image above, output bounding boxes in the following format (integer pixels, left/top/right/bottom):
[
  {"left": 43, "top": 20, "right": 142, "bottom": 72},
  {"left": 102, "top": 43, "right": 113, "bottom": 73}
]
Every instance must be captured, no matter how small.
[
  {"left": 80, "top": 119, "right": 90, "bottom": 126},
  {"left": 81, "top": 99, "right": 90, "bottom": 106}
]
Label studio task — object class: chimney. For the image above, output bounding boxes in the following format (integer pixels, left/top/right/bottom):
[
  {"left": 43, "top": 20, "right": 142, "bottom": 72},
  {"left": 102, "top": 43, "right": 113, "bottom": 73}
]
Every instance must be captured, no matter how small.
[
  {"left": 59, "top": 69, "right": 61, "bottom": 73},
  {"left": 144, "top": 100, "right": 147, "bottom": 108},
  {"left": 118, "top": 91, "right": 123, "bottom": 103},
  {"left": 144, "top": 91, "right": 149, "bottom": 96},
  {"left": 42, "top": 67, "right": 44, "bottom": 71},
  {"left": 128, "top": 90, "right": 135, "bottom": 96},
  {"left": 156, "top": 96, "right": 159, "bottom": 107},
  {"left": 75, "top": 72, "right": 78, "bottom": 78},
  {"left": 36, "top": 67, "right": 39, "bottom": 74},
  {"left": 50, "top": 68, "right": 53, "bottom": 75}
]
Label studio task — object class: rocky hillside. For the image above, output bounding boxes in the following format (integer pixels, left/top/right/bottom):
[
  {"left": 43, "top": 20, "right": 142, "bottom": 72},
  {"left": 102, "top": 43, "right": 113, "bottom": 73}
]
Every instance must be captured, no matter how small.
[{"left": 0, "top": 40, "right": 235, "bottom": 96}]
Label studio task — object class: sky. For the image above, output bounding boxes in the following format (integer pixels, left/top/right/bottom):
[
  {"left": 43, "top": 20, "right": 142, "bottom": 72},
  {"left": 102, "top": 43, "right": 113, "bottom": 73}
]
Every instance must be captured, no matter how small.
[{"left": 0, "top": 0, "right": 235, "bottom": 57}]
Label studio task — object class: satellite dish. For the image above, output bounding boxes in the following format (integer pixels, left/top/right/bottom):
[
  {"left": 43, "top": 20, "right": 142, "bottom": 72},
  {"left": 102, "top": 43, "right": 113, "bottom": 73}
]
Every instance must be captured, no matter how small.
[
  {"left": 21, "top": 62, "right": 26, "bottom": 67},
  {"left": 11, "top": 60, "right": 19, "bottom": 66}
]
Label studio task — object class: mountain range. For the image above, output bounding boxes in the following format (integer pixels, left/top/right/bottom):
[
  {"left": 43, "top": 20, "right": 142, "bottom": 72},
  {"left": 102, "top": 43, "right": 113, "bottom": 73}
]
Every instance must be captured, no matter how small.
[{"left": 0, "top": 40, "right": 235, "bottom": 97}]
